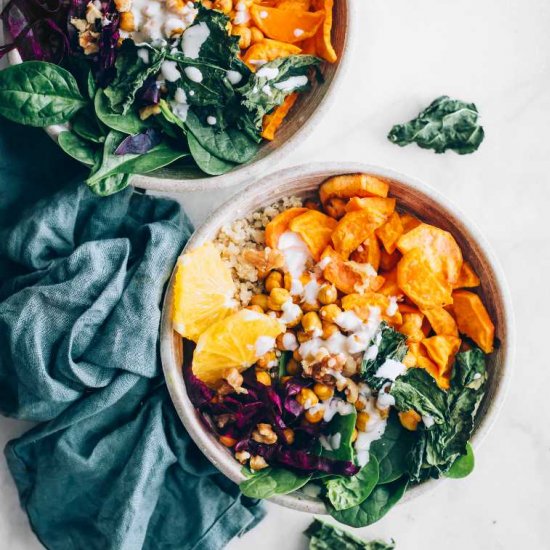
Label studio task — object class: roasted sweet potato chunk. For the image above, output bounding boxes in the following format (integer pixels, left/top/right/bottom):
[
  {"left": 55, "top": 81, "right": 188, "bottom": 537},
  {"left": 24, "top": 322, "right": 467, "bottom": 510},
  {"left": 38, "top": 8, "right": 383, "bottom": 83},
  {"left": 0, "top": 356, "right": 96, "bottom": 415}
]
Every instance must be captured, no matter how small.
[
  {"left": 422, "top": 335, "right": 461, "bottom": 373},
  {"left": 277, "top": 0, "right": 311, "bottom": 9},
  {"left": 379, "top": 248, "right": 401, "bottom": 271},
  {"left": 324, "top": 197, "right": 347, "bottom": 219},
  {"left": 341, "top": 292, "right": 401, "bottom": 324},
  {"left": 332, "top": 209, "right": 385, "bottom": 259},
  {"left": 376, "top": 212, "right": 404, "bottom": 254},
  {"left": 397, "top": 249, "right": 453, "bottom": 309},
  {"left": 250, "top": 5, "right": 324, "bottom": 44},
  {"left": 350, "top": 236, "right": 381, "bottom": 272},
  {"left": 289, "top": 210, "right": 337, "bottom": 261},
  {"left": 265, "top": 207, "right": 308, "bottom": 248},
  {"left": 242, "top": 39, "right": 302, "bottom": 70},
  {"left": 345, "top": 196, "right": 396, "bottom": 218},
  {"left": 377, "top": 268, "right": 403, "bottom": 299},
  {"left": 400, "top": 212, "right": 422, "bottom": 234},
  {"left": 311, "top": 0, "right": 337, "bottom": 62},
  {"left": 400, "top": 312, "right": 425, "bottom": 343},
  {"left": 454, "top": 261, "right": 481, "bottom": 289},
  {"left": 262, "top": 93, "right": 298, "bottom": 141},
  {"left": 421, "top": 307, "right": 459, "bottom": 337},
  {"left": 319, "top": 174, "right": 390, "bottom": 205},
  {"left": 451, "top": 290, "right": 494, "bottom": 353},
  {"left": 397, "top": 223, "right": 463, "bottom": 285}
]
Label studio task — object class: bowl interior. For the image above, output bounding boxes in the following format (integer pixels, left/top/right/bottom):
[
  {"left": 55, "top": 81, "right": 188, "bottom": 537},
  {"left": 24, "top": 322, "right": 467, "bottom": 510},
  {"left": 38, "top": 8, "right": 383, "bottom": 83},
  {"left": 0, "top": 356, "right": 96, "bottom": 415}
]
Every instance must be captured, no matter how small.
[
  {"left": 160, "top": 163, "right": 513, "bottom": 514},
  {"left": 4, "top": 1, "right": 352, "bottom": 192}
]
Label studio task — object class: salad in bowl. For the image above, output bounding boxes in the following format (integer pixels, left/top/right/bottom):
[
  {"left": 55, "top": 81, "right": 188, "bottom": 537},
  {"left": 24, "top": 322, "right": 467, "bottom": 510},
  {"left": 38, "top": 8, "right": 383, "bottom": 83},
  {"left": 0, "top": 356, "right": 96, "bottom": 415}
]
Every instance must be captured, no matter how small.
[
  {"left": 167, "top": 167, "right": 509, "bottom": 527},
  {"left": 0, "top": 0, "right": 345, "bottom": 194}
]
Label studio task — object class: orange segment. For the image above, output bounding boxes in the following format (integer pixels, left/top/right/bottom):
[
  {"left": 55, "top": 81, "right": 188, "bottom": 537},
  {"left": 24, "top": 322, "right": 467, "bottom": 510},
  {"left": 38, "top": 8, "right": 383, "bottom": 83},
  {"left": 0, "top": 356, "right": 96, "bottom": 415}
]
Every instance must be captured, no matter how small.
[
  {"left": 192, "top": 309, "right": 285, "bottom": 386},
  {"left": 172, "top": 242, "right": 237, "bottom": 342},
  {"left": 250, "top": 5, "right": 325, "bottom": 44}
]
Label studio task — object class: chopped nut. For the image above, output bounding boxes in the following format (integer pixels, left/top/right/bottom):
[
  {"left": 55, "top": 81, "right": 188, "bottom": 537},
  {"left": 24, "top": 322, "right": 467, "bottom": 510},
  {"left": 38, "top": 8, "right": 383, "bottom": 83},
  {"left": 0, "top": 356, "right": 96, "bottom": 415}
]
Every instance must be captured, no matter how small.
[
  {"left": 114, "top": 0, "right": 132, "bottom": 12},
  {"left": 235, "top": 450, "right": 251, "bottom": 464},
  {"left": 224, "top": 367, "right": 247, "bottom": 394},
  {"left": 250, "top": 455, "right": 269, "bottom": 471},
  {"left": 242, "top": 248, "right": 284, "bottom": 279},
  {"left": 86, "top": 2, "right": 103, "bottom": 24},
  {"left": 70, "top": 17, "right": 88, "bottom": 33},
  {"left": 78, "top": 30, "right": 100, "bottom": 55},
  {"left": 251, "top": 423, "right": 278, "bottom": 445}
]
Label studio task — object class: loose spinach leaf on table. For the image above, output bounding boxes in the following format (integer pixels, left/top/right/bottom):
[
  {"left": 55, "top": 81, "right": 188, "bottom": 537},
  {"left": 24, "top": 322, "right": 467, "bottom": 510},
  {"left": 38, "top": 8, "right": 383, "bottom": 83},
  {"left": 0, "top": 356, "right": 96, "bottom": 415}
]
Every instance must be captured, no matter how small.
[
  {"left": 185, "top": 109, "right": 259, "bottom": 163},
  {"left": 240, "top": 467, "right": 311, "bottom": 499},
  {"left": 305, "top": 518, "right": 395, "bottom": 550},
  {"left": 58, "top": 131, "right": 99, "bottom": 167},
  {"left": 104, "top": 41, "right": 165, "bottom": 114},
  {"left": 95, "top": 89, "right": 149, "bottom": 135},
  {"left": 324, "top": 456, "right": 379, "bottom": 511},
  {"left": 87, "top": 131, "right": 189, "bottom": 187},
  {"left": 361, "top": 323, "right": 408, "bottom": 390},
  {"left": 329, "top": 477, "right": 409, "bottom": 528},
  {"left": 388, "top": 95, "right": 484, "bottom": 154},
  {"left": 0, "top": 61, "right": 87, "bottom": 127},
  {"left": 239, "top": 55, "right": 320, "bottom": 134},
  {"left": 320, "top": 411, "right": 357, "bottom": 462},
  {"left": 188, "top": 132, "right": 236, "bottom": 175},
  {"left": 370, "top": 411, "right": 417, "bottom": 484}
]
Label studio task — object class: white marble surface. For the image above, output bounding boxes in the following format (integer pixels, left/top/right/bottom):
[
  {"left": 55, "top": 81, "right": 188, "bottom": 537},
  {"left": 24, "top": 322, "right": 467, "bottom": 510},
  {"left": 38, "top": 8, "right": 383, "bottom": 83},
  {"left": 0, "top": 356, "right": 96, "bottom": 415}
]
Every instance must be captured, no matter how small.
[{"left": 1, "top": 0, "right": 550, "bottom": 548}]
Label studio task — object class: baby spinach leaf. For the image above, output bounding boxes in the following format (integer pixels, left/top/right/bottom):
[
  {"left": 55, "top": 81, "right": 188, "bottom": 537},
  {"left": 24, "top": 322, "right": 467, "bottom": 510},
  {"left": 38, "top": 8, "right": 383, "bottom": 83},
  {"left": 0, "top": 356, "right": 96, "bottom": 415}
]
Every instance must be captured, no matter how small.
[
  {"left": 95, "top": 90, "right": 149, "bottom": 135},
  {"left": 320, "top": 411, "right": 357, "bottom": 462},
  {"left": 388, "top": 95, "right": 485, "bottom": 154},
  {"left": 185, "top": 109, "right": 259, "bottom": 163},
  {"left": 370, "top": 411, "right": 417, "bottom": 484},
  {"left": 58, "top": 131, "right": 99, "bottom": 167},
  {"left": 87, "top": 131, "right": 188, "bottom": 187},
  {"left": 87, "top": 173, "right": 131, "bottom": 197},
  {"left": 240, "top": 55, "right": 320, "bottom": 133},
  {"left": 324, "top": 456, "right": 379, "bottom": 511},
  {"left": 390, "top": 367, "right": 447, "bottom": 424},
  {"left": 361, "top": 323, "right": 408, "bottom": 389},
  {"left": 240, "top": 467, "right": 311, "bottom": 499},
  {"left": 445, "top": 442, "right": 475, "bottom": 479},
  {"left": 329, "top": 477, "right": 409, "bottom": 528},
  {"left": 188, "top": 132, "right": 236, "bottom": 175},
  {"left": 0, "top": 61, "right": 87, "bottom": 127},
  {"left": 305, "top": 518, "right": 395, "bottom": 550},
  {"left": 104, "top": 41, "right": 165, "bottom": 114},
  {"left": 71, "top": 108, "right": 105, "bottom": 144}
]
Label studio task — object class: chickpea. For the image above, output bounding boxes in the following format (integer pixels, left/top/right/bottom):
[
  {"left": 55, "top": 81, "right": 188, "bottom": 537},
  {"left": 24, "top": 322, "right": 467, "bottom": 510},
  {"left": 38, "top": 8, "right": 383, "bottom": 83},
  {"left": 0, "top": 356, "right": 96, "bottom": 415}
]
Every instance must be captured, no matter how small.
[
  {"left": 119, "top": 11, "right": 136, "bottom": 31},
  {"left": 280, "top": 375, "right": 292, "bottom": 385},
  {"left": 283, "top": 428, "right": 295, "bottom": 445},
  {"left": 355, "top": 396, "right": 367, "bottom": 411},
  {"left": 356, "top": 411, "right": 370, "bottom": 432},
  {"left": 322, "top": 321, "right": 340, "bottom": 340},
  {"left": 318, "top": 283, "right": 337, "bottom": 305},
  {"left": 250, "top": 26, "right": 264, "bottom": 44},
  {"left": 250, "top": 455, "right": 269, "bottom": 471},
  {"left": 246, "top": 304, "right": 264, "bottom": 313},
  {"left": 256, "top": 370, "right": 272, "bottom": 386},
  {"left": 296, "top": 388, "right": 318, "bottom": 408},
  {"left": 345, "top": 379, "right": 359, "bottom": 404},
  {"left": 267, "top": 287, "right": 291, "bottom": 311},
  {"left": 265, "top": 270, "right": 283, "bottom": 292},
  {"left": 250, "top": 294, "right": 269, "bottom": 311},
  {"left": 313, "top": 383, "right": 334, "bottom": 401},
  {"left": 319, "top": 303, "right": 342, "bottom": 323},
  {"left": 256, "top": 350, "right": 277, "bottom": 369},
  {"left": 301, "top": 311, "right": 322, "bottom": 334},
  {"left": 398, "top": 410, "right": 421, "bottom": 431},
  {"left": 286, "top": 357, "right": 301, "bottom": 375},
  {"left": 296, "top": 330, "right": 309, "bottom": 344},
  {"left": 219, "top": 435, "right": 237, "bottom": 447},
  {"left": 276, "top": 331, "right": 298, "bottom": 351},
  {"left": 232, "top": 25, "right": 251, "bottom": 49},
  {"left": 213, "top": 0, "right": 232, "bottom": 13},
  {"left": 292, "top": 349, "right": 302, "bottom": 362},
  {"left": 284, "top": 272, "right": 292, "bottom": 291},
  {"left": 302, "top": 300, "right": 320, "bottom": 312},
  {"left": 305, "top": 407, "right": 325, "bottom": 423}
]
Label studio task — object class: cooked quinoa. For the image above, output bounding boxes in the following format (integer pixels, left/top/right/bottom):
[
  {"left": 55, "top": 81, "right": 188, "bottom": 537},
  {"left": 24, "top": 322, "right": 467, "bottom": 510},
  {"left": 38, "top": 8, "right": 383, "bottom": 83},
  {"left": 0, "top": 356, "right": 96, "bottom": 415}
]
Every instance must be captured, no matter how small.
[{"left": 214, "top": 196, "right": 304, "bottom": 305}]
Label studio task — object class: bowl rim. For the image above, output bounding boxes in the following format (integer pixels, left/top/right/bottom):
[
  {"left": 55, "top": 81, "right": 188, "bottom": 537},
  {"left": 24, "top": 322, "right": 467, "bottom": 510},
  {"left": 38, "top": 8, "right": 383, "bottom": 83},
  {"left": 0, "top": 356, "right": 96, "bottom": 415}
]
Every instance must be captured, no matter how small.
[
  {"left": 160, "top": 162, "right": 515, "bottom": 514},
  {"left": 3, "top": 1, "right": 357, "bottom": 192}
]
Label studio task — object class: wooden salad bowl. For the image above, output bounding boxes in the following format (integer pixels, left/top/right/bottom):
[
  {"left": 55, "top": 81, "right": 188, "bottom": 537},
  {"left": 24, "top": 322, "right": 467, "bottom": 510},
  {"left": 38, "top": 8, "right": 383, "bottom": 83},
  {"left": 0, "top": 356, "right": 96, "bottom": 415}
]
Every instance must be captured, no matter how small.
[
  {"left": 5, "top": 1, "right": 355, "bottom": 192},
  {"left": 160, "top": 162, "right": 515, "bottom": 514}
]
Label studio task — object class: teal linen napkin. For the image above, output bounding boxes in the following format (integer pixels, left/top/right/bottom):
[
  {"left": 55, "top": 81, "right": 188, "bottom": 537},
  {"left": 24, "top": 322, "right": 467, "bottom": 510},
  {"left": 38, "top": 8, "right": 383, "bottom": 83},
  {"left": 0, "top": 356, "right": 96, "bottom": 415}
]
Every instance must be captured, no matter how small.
[{"left": 0, "top": 120, "right": 264, "bottom": 549}]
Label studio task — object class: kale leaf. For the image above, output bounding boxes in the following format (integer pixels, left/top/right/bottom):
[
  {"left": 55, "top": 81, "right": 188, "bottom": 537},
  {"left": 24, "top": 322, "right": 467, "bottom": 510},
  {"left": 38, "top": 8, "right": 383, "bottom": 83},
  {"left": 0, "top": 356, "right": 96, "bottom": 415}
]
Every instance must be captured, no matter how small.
[
  {"left": 360, "top": 323, "right": 408, "bottom": 390},
  {"left": 388, "top": 95, "right": 484, "bottom": 154},
  {"left": 305, "top": 518, "right": 395, "bottom": 550}
]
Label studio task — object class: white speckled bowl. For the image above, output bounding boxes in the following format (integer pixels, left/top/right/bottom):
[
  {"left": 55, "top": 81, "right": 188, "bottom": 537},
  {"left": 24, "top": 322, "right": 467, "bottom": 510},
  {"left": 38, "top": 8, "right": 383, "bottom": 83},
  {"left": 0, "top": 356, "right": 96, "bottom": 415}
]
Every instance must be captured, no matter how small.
[
  {"left": 4, "top": 1, "right": 355, "bottom": 192},
  {"left": 160, "top": 163, "right": 515, "bottom": 513}
]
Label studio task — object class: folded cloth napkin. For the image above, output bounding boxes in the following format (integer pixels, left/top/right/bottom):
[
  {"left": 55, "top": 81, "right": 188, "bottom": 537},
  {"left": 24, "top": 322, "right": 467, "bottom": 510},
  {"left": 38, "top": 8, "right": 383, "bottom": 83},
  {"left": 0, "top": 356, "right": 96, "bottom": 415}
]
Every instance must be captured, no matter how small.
[{"left": 0, "top": 120, "right": 264, "bottom": 549}]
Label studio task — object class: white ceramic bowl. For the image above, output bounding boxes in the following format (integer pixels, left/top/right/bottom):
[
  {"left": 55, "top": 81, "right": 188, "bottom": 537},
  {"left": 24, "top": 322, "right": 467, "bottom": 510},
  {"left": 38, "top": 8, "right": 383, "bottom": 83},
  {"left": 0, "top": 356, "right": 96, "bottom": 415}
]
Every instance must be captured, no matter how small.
[
  {"left": 160, "top": 163, "right": 515, "bottom": 513},
  {"left": 4, "top": 1, "right": 355, "bottom": 192}
]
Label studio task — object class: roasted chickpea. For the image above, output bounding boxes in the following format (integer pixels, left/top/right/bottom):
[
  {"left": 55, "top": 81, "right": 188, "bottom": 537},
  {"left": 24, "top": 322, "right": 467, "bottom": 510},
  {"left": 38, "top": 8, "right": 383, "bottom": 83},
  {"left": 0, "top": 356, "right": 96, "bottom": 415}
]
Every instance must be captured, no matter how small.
[
  {"left": 250, "top": 294, "right": 269, "bottom": 311},
  {"left": 305, "top": 407, "right": 324, "bottom": 423},
  {"left": 356, "top": 411, "right": 370, "bottom": 432},
  {"left": 265, "top": 270, "right": 283, "bottom": 292},
  {"left": 219, "top": 435, "right": 237, "bottom": 447},
  {"left": 318, "top": 283, "right": 337, "bottom": 305},
  {"left": 256, "top": 370, "right": 272, "bottom": 386},
  {"left": 302, "top": 311, "right": 322, "bottom": 334},
  {"left": 283, "top": 428, "right": 295, "bottom": 445},
  {"left": 296, "top": 388, "right": 318, "bottom": 408},
  {"left": 313, "top": 382, "right": 334, "bottom": 401},
  {"left": 267, "top": 287, "right": 291, "bottom": 311},
  {"left": 246, "top": 304, "right": 264, "bottom": 313},
  {"left": 319, "top": 303, "right": 342, "bottom": 323},
  {"left": 286, "top": 357, "right": 301, "bottom": 375}
]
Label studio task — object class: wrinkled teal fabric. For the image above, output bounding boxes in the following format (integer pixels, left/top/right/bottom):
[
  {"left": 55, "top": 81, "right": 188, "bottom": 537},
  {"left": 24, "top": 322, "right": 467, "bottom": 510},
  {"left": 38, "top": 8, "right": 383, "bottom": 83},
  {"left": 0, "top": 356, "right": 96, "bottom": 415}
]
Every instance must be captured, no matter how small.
[{"left": 0, "top": 120, "right": 264, "bottom": 549}]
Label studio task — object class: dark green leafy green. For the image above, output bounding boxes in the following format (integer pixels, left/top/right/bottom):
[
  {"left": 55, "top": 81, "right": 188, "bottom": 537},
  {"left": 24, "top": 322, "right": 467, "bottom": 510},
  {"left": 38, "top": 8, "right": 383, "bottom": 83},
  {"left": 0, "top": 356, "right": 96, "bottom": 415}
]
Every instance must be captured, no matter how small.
[
  {"left": 187, "top": 133, "right": 235, "bottom": 175},
  {"left": 239, "top": 467, "right": 311, "bottom": 499},
  {"left": 185, "top": 109, "right": 259, "bottom": 163},
  {"left": 305, "top": 518, "right": 395, "bottom": 550},
  {"left": 58, "top": 131, "right": 99, "bottom": 167},
  {"left": 445, "top": 442, "right": 475, "bottom": 479},
  {"left": 86, "top": 131, "right": 188, "bottom": 188},
  {"left": 388, "top": 95, "right": 485, "bottom": 154},
  {"left": 324, "top": 456, "right": 379, "bottom": 511},
  {"left": 87, "top": 173, "right": 131, "bottom": 197},
  {"left": 240, "top": 55, "right": 320, "bottom": 133},
  {"left": 361, "top": 324, "right": 408, "bottom": 389},
  {"left": 277, "top": 350, "right": 292, "bottom": 379},
  {"left": 0, "top": 61, "right": 87, "bottom": 127},
  {"left": 104, "top": 41, "right": 165, "bottom": 114},
  {"left": 94, "top": 90, "right": 149, "bottom": 135},
  {"left": 71, "top": 108, "right": 105, "bottom": 144},
  {"left": 320, "top": 411, "right": 357, "bottom": 462},
  {"left": 329, "top": 477, "right": 409, "bottom": 528},
  {"left": 370, "top": 411, "right": 416, "bottom": 484}
]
